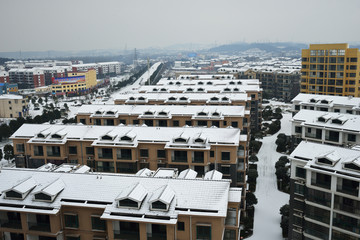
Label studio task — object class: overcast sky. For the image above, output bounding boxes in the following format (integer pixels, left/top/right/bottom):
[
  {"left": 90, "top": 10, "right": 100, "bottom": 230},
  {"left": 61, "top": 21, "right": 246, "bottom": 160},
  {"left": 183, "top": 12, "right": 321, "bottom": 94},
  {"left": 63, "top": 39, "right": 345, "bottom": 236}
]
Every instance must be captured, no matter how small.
[{"left": 1, "top": 0, "right": 359, "bottom": 52}]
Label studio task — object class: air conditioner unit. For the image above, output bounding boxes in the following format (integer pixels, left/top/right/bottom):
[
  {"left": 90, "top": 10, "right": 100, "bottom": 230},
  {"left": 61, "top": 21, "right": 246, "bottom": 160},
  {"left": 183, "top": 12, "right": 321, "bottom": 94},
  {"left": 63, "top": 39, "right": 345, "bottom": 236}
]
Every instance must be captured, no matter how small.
[
  {"left": 141, "top": 159, "right": 147, "bottom": 163},
  {"left": 87, "top": 156, "right": 93, "bottom": 160},
  {"left": 158, "top": 160, "right": 163, "bottom": 163}
]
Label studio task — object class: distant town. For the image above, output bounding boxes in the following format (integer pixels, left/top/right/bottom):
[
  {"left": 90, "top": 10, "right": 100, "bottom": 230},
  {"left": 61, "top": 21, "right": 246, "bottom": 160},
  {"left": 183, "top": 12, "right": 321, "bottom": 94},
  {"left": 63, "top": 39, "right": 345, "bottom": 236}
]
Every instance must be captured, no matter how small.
[{"left": 0, "top": 43, "right": 359, "bottom": 240}]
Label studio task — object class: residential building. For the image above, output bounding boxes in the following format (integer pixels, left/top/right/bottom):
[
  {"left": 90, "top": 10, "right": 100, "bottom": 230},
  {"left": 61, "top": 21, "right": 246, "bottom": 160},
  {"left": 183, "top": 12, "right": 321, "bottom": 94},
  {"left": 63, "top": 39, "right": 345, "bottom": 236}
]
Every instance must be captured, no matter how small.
[
  {"left": 0, "top": 166, "right": 242, "bottom": 240},
  {"left": 291, "top": 93, "right": 360, "bottom": 115},
  {"left": 98, "top": 62, "right": 122, "bottom": 76},
  {"left": 11, "top": 124, "right": 247, "bottom": 190},
  {"left": 292, "top": 110, "right": 360, "bottom": 148},
  {"left": 9, "top": 69, "right": 45, "bottom": 89},
  {"left": 39, "top": 67, "right": 68, "bottom": 86},
  {"left": 72, "top": 63, "right": 99, "bottom": 74},
  {"left": 76, "top": 104, "right": 250, "bottom": 134},
  {"left": 0, "top": 94, "right": 29, "bottom": 118},
  {"left": 51, "top": 69, "right": 97, "bottom": 96},
  {"left": 288, "top": 141, "right": 360, "bottom": 240},
  {"left": 0, "top": 71, "right": 9, "bottom": 83},
  {"left": 300, "top": 43, "right": 360, "bottom": 97}
]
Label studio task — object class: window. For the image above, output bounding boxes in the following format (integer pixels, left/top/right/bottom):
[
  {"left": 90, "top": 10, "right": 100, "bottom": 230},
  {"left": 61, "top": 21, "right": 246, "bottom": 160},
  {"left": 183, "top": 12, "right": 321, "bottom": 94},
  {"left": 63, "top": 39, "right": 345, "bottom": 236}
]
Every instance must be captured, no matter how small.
[
  {"left": 185, "top": 120, "right": 191, "bottom": 126},
  {"left": 221, "top": 152, "right": 231, "bottom": 161},
  {"left": 221, "top": 165, "right": 230, "bottom": 175},
  {"left": 16, "top": 144, "right": 25, "bottom": 153},
  {"left": 223, "top": 121, "right": 227, "bottom": 126},
  {"left": 231, "top": 122, "right": 238, "bottom": 128},
  {"left": 177, "top": 221, "right": 185, "bottom": 231},
  {"left": 133, "top": 119, "right": 139, "bottom": 125},
  {"left": 348, "top": 134, "right": 356, "bottom": 142},
  {"left": 295, "top": 167, "right": 306, "bottom": 179},
  {"left": 64, "top": 214, "right": 79, "bottom": 229},
  {"left": 69, "top": 146, "right": 77, "bottom": 155},
  {"left": 34, "top": 146, "right": 44, "bottom": 156},
  {"left": 157, "top": 150, "right": 166, "bottom": 158},
  {"left": 140, "top": 149, "right": 149, "bottom": 158},
  {"left": 210, "top": 151, "right": 214, "bottom": 158},
  {"left": 173, "top": 120, "right": 179, "bottom": 127},
  {"left": 295, "top": 126, "right": 302, "bottom": 134},
  {"left": 86, "top": 147, "right": 94, "bottom": 155},
  {"left": 196, "top": 225, "right": 211, "bottom": 240},
  {"left": 91, "top": 216, "right": 106, "bottom": 231},
  {"left": 295, "top": 105, "right": 300, "bottom": 111}
]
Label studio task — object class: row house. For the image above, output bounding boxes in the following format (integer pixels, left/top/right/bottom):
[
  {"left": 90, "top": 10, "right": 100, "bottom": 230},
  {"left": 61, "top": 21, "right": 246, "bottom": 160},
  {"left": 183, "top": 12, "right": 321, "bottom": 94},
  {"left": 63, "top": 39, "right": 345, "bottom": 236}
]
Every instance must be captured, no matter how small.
[
  {"left": 292, "top": 110, "right": 360, "bottom": 148},
  {"left": 76, "top": 104, "right": 250, "bottom": 135},
  {"left": 11, "top": 124, "right": 248, "bottom": 190},
  {"left": 288, "top": 141, "right": 360, "bottom": 240},
  {"left": 0, "top": 167, "right": 242, "bottom": 240},
  {"left": 291, "top": 93, "right": 360, "bottom": 115}
]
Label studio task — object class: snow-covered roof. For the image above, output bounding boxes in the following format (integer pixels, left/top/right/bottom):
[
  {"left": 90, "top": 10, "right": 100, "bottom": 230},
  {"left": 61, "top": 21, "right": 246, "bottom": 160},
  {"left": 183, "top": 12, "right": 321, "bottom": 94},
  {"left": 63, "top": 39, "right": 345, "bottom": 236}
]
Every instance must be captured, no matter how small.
[
  {"left": 137, "top": 84, "right": 261, "bottom": 93},
  {"left": 11, "top": 124, "right": 242, "bottom": 146},
  {"left": 0, "top": 94, "right": 24, "bottom": 100},
  {"left": 290, "top": 141, "right": 360, "bottom": 177},
  {"left": 77, "top": 104, "right": 248, "bottom": 118},
  {"left": 292, "top": 93, "right": 360, "bottom": 109},
  {"left": 0, "top": 167, "right": 235, "bottom": 220},
  {"left": 158, "top": 78, "right": 260, "bottom": 86},
  {"left": 204, "top": 170, "right": 223, "bottom": 180},
  {"left": 178, "top": 169, "right": 197, "bottom": 179},
  {"left": 292, "top": 110, "right": 360, "bottom": 133},
  {"left": 114, "top": 93, "right": 250, "bottom": 103}
]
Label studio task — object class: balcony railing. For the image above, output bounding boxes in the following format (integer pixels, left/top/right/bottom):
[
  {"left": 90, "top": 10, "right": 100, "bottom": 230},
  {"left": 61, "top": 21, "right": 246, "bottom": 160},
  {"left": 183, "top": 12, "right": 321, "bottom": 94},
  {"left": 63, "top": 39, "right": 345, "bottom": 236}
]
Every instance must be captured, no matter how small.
[
  {"left": 28, "top": 222, "right": 51, "bottom": 232},
  {"left": 311, "top": 180, "right": 331, "bottom": 190},
  {"left": 192, "top": 157, "right": 204, "bottom": 163},
  {"left": 147, "top": 233, "right": 167, "bottom": 240},
  {"left": 114, "top": 230, "right": 139, "bottom": 240},
  {"left": 337, "top": 185, "right": 359, "bottom": 197},
  {"left": 172, "top": 156, "right": 187, "bottom": 163}
]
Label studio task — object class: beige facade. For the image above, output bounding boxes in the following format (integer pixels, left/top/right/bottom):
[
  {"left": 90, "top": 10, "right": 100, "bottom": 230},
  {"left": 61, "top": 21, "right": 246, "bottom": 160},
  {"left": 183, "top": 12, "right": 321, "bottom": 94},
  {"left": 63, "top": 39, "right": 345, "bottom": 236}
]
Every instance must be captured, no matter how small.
[{"left": 0, "top": 95, "right": 29, "bottom": 118}]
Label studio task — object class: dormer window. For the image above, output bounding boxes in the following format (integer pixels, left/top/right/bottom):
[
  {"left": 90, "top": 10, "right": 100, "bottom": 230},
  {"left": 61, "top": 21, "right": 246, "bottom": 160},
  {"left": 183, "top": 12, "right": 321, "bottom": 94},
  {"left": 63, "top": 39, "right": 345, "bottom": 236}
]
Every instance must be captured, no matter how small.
[
  {"left": 321, "top": 100, "right": 329, "bottom": 104},
  {"left": 4, "top": 177, "right": 37, "bottom": 200},
  {"left": 116, "top": 183, "right": 147, "bottom": 210},
  {"left": 106, "top": 111, "right": 115, "bottom": 115},
  {"left": 186, "top": 88, "right": 193, "bottom": 92},
  {"left": 121, "top": 136, "right": 132, "bottom": 141},
  {"left": 129, "top": 97, "right": 135, "bottom": 100},
  {"left": 151, "top": 201, "right": 167, "bottom": 210},
  {"left": 318, "top": 117, "right": 326, "bottom": 122},
  {"left": 51, "top": 134, "right": 62, "bottom": 139},
  {"left": 37, "top": 133, "right": 45, "bottom": 138},
  {"left": 95, "top": 110, "right": 102, "bottom": 115},
  {"left": 138, "top": 97, "right": 145, "bottom": 101},
  {"left": 210, "top": 97, "right": 219, "bottom": 101},
  {"left": 152, "top": 88, "right": 158, "bottom": 92},
  {"left": 144, "top": 111, "right": 154, "bottom": 115},
  {"left": 212, "top": 112, "right": 220, "bottom": 116},
  {"left": 332, "top": 119, "right": 342, "bottom": 124},
  {"left": 317, "top": 158, "right": 333, "bottom": 165},
  {"left": 5, "top": 190, "right": 23, "bottom": 199},
  {"left": 101, "top": 135, "right": 113, "bottom": 140},
  {"left": 160, "top": 88, "right": 167, "bottom": 92},
  {"left": 33, "top": 179, "right": 64, "bottom": 202},
  {"left": 158, "top": 111, "right": 168, "bottom": 116},
  {"left": 222, "top": 97, "right": 229, "bottom": 101},
  {"left": 34, "top": 193, "right": 52, "bottom": 201},
  {"left": 229, "top": 81, "right": 235, "bottom": 85},
  {"left": 168, "top": 97, "right": 176, "bottom": 101},
  {"left": 206, "top": 82, "right": 213, "bottom": 85},
  {"left": 149, "top": 185, "right": 174, "bottom": 212},
  {"left": 224, "top": 88, "right": 231, "bottom": 92},
  {"left": 176, "top": 81, "right": 181, "bottom": 85},
  {"left": 237, "top": 81, "right": 242, "bottom": 85},
  {"left": 179, "top": 97, "right": 188, "bottom": 101},
  {"left": 310, "top": 98, "right": 317, "bottom": 103},
  {"left": 197, "top": 88, "right": 204, "bottom": 92},
  {"left": 174, "top": 137, "right": 188, "bottom": 143},
  {"left": 169, "top": 82, "right": 174, "bottom": 85},
  {"left": 198, "top": 82, "right": 204, "bottom": 85},
  {"left": 344, "top": 163, "right": 360, "bottom": 172},
  {"left": 198, "top": 112, "right": 207, "bottom": 116},
  {"left": 233, "top": 88, "right": 239, "bottom": 92},
  {"left": 194, "top": 138, "right": 205, "bottom": 143}
]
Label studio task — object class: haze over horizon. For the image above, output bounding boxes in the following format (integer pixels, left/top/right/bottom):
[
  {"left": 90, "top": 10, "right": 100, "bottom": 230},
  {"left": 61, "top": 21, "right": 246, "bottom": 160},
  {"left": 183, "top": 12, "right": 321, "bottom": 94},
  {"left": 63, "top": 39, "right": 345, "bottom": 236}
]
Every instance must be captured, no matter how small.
[{"left": 1, "top": 0, "right": 359, "bottom": 52}]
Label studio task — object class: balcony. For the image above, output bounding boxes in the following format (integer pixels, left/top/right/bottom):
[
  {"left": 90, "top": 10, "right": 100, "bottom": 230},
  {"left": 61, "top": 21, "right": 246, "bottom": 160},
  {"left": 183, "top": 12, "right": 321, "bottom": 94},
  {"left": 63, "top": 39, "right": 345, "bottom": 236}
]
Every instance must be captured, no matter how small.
[
  {"left": 0, "top": 219, "right": 22, "bottom": 229},
  {"left": 114, "top": 230, "right": 139, "bottom": 240},
  {"left": 147, "top": 233, "right": 167, "bottom": 240},
  {"left": 28, "top": 222, "right": 51, "bottom": 232},
  {"left": 192, "top": 157, "right": 204, "bottom": 163}
]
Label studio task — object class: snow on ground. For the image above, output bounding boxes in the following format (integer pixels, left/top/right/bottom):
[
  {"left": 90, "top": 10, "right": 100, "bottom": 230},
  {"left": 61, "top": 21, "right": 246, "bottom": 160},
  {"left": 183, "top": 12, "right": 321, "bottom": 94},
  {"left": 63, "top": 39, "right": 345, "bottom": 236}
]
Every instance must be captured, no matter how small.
[
  {"left": 263, "top": 100, "right": 292, "bottom": 113},
  {"left": 116, "top": 62, "right": 162, "bottom": 94},
  {"left": 249, "top": 112, "right": 292, "bottom": 240}
]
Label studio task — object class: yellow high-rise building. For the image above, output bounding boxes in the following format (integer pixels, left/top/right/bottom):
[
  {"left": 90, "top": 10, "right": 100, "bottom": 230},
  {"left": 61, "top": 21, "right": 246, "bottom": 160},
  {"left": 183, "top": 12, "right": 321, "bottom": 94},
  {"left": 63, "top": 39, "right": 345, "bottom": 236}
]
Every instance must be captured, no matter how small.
[{"left": 300, "top": 43, "right": 360, "bottom": 96}]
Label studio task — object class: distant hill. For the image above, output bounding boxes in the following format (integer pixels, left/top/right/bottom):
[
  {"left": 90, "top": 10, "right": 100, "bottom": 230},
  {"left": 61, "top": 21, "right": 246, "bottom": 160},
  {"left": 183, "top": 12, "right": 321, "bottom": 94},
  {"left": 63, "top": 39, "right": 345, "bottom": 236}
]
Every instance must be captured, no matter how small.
[{"left": 207, "top": 42, "right": 308, "bottom": 54}]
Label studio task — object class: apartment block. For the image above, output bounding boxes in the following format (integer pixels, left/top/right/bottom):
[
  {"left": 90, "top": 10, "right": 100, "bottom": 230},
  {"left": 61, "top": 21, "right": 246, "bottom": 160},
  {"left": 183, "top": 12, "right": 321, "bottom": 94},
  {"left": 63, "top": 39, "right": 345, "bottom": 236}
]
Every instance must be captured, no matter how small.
[
  {"left": 291, "top": 93, "right": 360, "bottom": 115},
  {"left": 292, "top": 110, "right": 360, "bottom": 148},
  {"left": 39, "top": 67, "right": 68, "bottom": 86},
  {"left": 11, "top": 124, "right": 247, "bottom": 189},
  {"left": 76, "top": 104, "right": 250, "bottom": 134},
  {"left": 300, "top": 43, "right": 360, "bottom": 97},
  {"left": 0, "top": 166, "right": 242, "bottom": 240},
  {"left": 0, "top": 71, "right": 9, "bottom": 83},
  {"left": 9, "top": 69, "right": 45, "bottom": 89},
  {"left": 288, "top": 141, "right": 360, "bottom": 240},
  {"left": 97, "top": 62, "right": 122, "bottom": 75},
  {"left": 0, "top": 94, "right": 29, "bottom": 118},
  {"left": 72, "top": 63, "right": 99, "bottom": 74}
]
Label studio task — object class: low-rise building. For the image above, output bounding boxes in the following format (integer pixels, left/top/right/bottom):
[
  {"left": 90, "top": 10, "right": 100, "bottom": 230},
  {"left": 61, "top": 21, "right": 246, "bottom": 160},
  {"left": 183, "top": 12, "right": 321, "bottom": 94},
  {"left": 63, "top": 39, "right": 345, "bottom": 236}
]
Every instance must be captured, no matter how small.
[
  {"left": 12, "top": 124, "right": 247, "bottom": 190},
  {"left": 0, "top": 166, "right": 242, "bottom": 240},
  {"left": 0, "top": 94, "right": 28, "bottom": 118},
  {"left": 0, "top": 83, "right": 18, "bottom": 95},
  {"left": 288, "top": 141, "right": 360, "bottom": 240},
  {"left": 0, "top": 71, "right": 9, "bottom": 83},
  {"left": 292, "top": 93, "right": 360, "bottom": 115}
]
